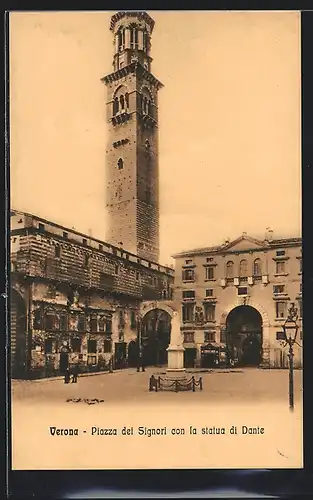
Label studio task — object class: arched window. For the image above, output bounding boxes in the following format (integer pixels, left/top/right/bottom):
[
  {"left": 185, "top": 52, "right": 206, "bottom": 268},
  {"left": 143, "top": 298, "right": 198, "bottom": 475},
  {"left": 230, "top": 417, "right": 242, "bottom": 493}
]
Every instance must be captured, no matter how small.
[
  {"left": 117, "top": 158, "right": 123, "bottom": 170},
  {"left": 143, "top": 31, "right": 149, "bottom": 51},
  {"left": 120, "top": 95, "right": 125, "bottom": 110},
  {"left": 148, "top": 100, "right": 152, "bottom": 116},
  {"left": 239, "top": 259, "right": 248, "bottom": 277},
  {"left": 113, "top": 97, "right": 119, "bottom": 116},
  {"left": 130, "top": 28, "right": 138, "bottom": 49},
  {"left": 226, "top": 261, "right": 234, "bottom": 278},
  {"left": 253, "top": 258, "right": 262, "bottom": 277},
  {"left": 118, "top": 28, "right": 125, "bottom": 51},
  {"left": 125, "top": 92, "right": 129, "bottom": 108}
]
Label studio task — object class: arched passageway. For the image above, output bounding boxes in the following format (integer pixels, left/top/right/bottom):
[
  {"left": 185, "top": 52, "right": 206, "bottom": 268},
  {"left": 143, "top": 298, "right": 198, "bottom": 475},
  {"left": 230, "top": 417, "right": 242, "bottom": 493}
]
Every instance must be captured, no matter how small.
[
  {"left": 226, "top": 305, "right": 262, "bottom": 367},
  {"left": 141, "top": 309, "right": 171, "bottom": 367},
  {"left": 11, "top": 289, "right": 27, "bottom": 378}
]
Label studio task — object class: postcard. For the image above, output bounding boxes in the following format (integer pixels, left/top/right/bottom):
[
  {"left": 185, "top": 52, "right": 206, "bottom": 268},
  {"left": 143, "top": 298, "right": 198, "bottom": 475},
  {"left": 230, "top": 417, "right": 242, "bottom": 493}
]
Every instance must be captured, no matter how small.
[{"left": 9, "top": 10, "right": 302, "bottom": 470}]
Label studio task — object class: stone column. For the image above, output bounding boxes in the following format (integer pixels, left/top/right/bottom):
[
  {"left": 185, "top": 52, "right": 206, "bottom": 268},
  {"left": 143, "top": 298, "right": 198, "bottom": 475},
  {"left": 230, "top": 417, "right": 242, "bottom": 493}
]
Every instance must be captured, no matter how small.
[{"left": 166, "top": 311, "right": 187, "bottom": 380}]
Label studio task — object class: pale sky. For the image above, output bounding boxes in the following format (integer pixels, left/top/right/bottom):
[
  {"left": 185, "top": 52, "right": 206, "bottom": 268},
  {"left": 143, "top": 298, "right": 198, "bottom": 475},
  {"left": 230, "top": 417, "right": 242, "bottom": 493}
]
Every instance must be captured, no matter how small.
[{"left": 10, "top": 11, "right": 301, "bottom": 266}]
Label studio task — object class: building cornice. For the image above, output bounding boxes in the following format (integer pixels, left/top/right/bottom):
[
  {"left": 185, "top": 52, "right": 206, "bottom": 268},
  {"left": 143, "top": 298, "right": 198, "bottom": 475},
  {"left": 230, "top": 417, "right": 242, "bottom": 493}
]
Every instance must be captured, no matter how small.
[
  {"left": 101, "top": 61, "right": 163, "bottom": 90},
  {"left": 110, "top": 11, "right": 155, "bottom": 33}
]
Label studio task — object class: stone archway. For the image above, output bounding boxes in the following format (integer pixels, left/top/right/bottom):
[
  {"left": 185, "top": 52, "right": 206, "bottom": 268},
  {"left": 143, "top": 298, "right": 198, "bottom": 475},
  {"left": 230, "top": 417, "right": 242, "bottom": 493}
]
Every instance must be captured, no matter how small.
[
  {"left": 139, "top": 302, "right": 177, "bottom": 367},
  {"left": 11, "top": 288, "right": 28, "bottom": 378},
  {"left": 220, "top": 298, "right": 270, "bottom": 368},
  {"left": 226, "top": 305, "right": 262, "bottom": 367}
]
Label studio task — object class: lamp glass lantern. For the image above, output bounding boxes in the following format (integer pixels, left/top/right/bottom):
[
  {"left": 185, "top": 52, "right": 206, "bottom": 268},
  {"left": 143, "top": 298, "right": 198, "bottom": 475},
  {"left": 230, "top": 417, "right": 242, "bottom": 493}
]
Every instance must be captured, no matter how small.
[{"left": 282, "top": 318, "right": 299, "bottom": 344}]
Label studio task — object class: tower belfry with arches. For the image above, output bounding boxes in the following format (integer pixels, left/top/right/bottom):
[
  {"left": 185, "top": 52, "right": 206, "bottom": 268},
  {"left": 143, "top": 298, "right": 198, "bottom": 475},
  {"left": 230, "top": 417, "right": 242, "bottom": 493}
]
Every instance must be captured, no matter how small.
[{"left": 102, "top": 11, "right": 162, "bottom": 264}]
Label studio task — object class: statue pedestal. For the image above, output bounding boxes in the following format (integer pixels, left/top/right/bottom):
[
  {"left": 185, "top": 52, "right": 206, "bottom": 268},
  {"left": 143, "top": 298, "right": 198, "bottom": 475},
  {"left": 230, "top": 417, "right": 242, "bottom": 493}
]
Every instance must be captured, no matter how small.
[{"left": 166, "top": 344, "right": 187, "bottom": 381}]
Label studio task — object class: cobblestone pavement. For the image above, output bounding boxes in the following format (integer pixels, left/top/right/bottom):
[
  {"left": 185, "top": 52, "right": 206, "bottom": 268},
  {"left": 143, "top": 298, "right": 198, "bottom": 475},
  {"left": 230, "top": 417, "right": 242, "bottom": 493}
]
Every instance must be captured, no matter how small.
[{"left": 11, "top": 367, "right": 303, "bottom": 407}]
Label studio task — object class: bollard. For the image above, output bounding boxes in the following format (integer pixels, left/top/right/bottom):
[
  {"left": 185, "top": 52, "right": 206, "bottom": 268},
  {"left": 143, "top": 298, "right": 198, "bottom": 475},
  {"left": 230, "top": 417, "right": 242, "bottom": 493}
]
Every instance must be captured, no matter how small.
[
  {"left": 149, "top": 375, "right": 154, "bottom": 391},
  {"left": 158, "top": 377, "right": 161, "bottom": 390},
  {"left": 199, "top": 377, "right": 203, "bottom": 390},
  {"left": 192, "top": 376, "right": 195, "bottom": 392}
]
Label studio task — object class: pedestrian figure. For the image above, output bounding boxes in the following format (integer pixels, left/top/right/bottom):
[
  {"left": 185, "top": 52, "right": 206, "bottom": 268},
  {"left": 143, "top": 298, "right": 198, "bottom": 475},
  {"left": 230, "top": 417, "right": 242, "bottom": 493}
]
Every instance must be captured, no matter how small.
[
  {"left": 64, "top": 368, "right": 70, "bottom": 384},
  {"left": 71, "top": 364, "right": 79, "bottom": 383}
]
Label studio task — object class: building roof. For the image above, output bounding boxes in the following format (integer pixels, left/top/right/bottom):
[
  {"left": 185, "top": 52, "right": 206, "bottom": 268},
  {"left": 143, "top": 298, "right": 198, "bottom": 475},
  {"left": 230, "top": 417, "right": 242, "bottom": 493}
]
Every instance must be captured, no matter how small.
[
  {"left": 109, "top": 11, "right": 155, "bottom": 32},
  {"left": 10, "top": 209, "right": 174, "bottom": 275},
  {"left": 172, "top": 233, "right": 302, "bottom": 258}
]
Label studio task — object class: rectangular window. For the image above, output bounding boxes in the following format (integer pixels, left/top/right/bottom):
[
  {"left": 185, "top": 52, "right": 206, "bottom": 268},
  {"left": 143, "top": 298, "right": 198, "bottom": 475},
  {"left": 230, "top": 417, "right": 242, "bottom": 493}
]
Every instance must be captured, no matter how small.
[
  {"left": 275, "top": 301, "right": 286, "bottom": 319},
  {"left": 182, "top": 290, "right": 195, "bottom": 299},
  {"left": 204, "top": 331, "right": 215, "bottom": 342},
  {"left": 115, "top": 264, "right": 119, "bottom": 275},
  {"left": 71, "top": 338, "right": 81, "bottom": 353},
  {"left": 136, "top": 271, "right": 140, "bottom": 281},
  {"left": 204, "top": 303, "right": 215, "bottom": 321},
  {"left": 205, "top": 289, "right": 213, "bottom": 297},
  {"left": 182, "top": 304, "right": 194, "bottom": 322},
  {"left": 182, "top": 269, "right": 194, "bottom": 281},
  {"left": 55, "top": 245, "right": 61, "bottom": 258},
  {"left": 87, "top": 340, "right": 97, "bottom": 354},
  {"left": 273, "top": 285, "right": 285, "bottom": 294},
  {"left": 105, "top": 319, "right": 112, "bottom": 334},
  {"left": 206, "top": 258, "right": 213, "bottom": 263},
  {"left": 38, "top": 223, "right": 45, "bottom": 232},
  {"left": 103, "top": 340, "right": 112, "bottom": 353},
  {"left": 184, "top": 332, "right": 194, "bottom": 343},
  {"left": 84, "top": 254, "right": 90, "bottom": 267},
  {"left": 205, "top": 266, "right": 214, "bottom": 280},
  {"left": 63, "top": 232, "right": 68, "bottom": 239},
  {"left": 87, "top": 355, "right": 97, "bottom": 365},
  {"left": 99, "top": 244, "right": 103, "bottom": 251},
  {"left": 185, "top": 259, "right": 193, "bottom": 264},
  {"left": 299, "top": 258, "right": 302, "bottom": 273},
  {"left": 276, "top": 331, "right": 285, "bottom": 341},
  {"left": 90, "top": 317, "right": 98, "bottom": 333},
  {"left": 77, "top": 315, "right": 86, "bottom": 332},
  {"left": 59, "top": 314, "right": 68, "bottom": 331},
  {"left": 119, "top": 310, "right": 124, "bottom": 326},
  {"left": 130, "top": 311, "right": 137, "bottom": 329},
  {"left": 276, "top": 261, "right": 285, "bottom": 274},
  {"left": 238, "top": 287, "right": 248, "bottom": 296},
  {"left": 276, "top": 250, "right": 285, "bottom": 256},
  {"left": 82, "top": 238, "right": 87, "bottom": 246},
  {"left": 44, "top": 339, "right": 53, "bottom": 354},
  {"left": 45, "top": 313, "right": 56, "bottom": 331}
]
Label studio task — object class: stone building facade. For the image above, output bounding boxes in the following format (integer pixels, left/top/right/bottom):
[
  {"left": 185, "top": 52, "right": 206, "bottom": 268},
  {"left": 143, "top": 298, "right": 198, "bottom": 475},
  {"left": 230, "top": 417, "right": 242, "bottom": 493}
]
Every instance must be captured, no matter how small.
[
  {"left": 172, "top": 233, "right": 302, "bottom": 369},
  {"left": 102, "top": 11, "right": 162, "bottom": 263},
  {"left": 10, "top": 210, "right": 174, "bottom": 379}
]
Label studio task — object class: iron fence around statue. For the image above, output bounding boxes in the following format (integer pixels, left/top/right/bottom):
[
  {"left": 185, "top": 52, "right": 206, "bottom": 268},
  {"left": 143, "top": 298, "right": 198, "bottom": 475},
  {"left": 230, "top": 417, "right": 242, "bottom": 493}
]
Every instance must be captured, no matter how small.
[{"left": 149, "top": 375, "right": 203, "bottom": 393}]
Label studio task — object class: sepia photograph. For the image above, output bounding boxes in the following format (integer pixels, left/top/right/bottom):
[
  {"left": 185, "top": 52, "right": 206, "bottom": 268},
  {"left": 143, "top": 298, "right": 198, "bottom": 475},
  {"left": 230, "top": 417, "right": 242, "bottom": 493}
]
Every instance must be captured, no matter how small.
[{"left": 9, "top": 10, "right": 303, "bottom": 470}]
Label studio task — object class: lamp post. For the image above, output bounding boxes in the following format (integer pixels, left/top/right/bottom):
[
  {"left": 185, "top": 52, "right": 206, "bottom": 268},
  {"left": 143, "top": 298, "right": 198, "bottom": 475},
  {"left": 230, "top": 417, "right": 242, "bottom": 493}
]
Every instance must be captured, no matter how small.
[{"left": 282, "top": 303, "right": 300, "bottom": 411}]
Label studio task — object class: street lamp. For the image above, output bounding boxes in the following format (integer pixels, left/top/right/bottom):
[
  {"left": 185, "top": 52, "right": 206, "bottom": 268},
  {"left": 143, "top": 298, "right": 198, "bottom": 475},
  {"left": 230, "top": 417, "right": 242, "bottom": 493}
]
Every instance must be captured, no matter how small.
[{"left": 282, "top": 302, "right": 300, "bottom": 411}]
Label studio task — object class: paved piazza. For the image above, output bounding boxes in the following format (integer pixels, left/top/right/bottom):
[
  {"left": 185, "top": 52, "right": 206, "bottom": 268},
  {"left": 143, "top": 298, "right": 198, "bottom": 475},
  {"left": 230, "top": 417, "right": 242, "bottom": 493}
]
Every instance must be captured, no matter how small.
[
  {"left": 11, "top": 368, "right": 303, "bottom": 470},
  {"left": 12, "top": 367, "right": 303, "bottom": 406}
]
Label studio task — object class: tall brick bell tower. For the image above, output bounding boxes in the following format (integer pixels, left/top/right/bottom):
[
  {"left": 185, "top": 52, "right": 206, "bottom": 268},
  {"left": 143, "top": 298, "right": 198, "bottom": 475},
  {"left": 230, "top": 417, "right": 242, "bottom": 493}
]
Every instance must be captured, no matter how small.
[{"left": 102, "top": 11, "right": 163, "bottom": 263}]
